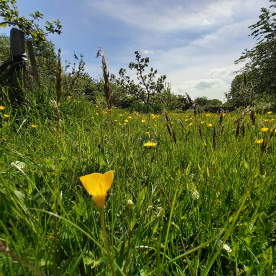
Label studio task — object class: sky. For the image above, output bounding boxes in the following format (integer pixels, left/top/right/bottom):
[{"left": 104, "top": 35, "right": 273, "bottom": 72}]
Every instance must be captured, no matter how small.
[{"left": 0, "top": 0, "right": 271, "bottom": 102}]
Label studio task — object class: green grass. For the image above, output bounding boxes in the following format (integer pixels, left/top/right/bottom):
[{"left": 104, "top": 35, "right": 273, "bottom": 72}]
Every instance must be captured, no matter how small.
[{"left": 0, "top": 93, "right": 275, "bottom": 275}]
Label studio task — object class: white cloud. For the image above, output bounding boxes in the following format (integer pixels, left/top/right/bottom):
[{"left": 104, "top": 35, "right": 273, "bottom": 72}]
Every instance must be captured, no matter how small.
[{"left": 141, "top": 50, "right": 154, "bottom": 54}]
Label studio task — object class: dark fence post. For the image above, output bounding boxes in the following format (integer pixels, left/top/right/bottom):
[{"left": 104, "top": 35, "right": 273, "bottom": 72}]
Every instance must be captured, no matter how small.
[
  {"left": 10, "top": 28, "right": 27, "bottom": 106},
  {"left": 27, "top": 40, "right": 39, "bottom": 84}
]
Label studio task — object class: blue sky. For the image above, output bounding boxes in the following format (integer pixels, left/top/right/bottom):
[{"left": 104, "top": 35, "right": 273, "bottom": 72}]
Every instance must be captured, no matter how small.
[{"left": 0, "top": 0, "right": 271, "bottom": 101}]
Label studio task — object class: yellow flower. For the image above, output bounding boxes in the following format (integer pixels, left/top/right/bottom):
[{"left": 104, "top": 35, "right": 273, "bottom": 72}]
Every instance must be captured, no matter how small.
[
  {"left": 96, "top": 113, "right": 99, "bottom": 116},
  {"left": 145, "top": 132, "right": 150, "bottom": 135},
  {"left": 0, "top": 106, "right": 5, "bottom": 110},
  {"left": 261, "top": 127, "right": 269, "bottom": 132},
  {"left": 264, "top": 119, "right": 268, "bottom": 122},
  {"left": 257, "top": 139, "right": 264, "bottom": 144},
  {"left": 201, "top": 121, "right": 205, "bottom": 124},
  {"left": 267, "top": 111, "right": 272, "bottom": 115},
  {"left": 119, "top": 114, "right": 123, "bottom": 117},
  {"left": 4, "top": 114, "right": 10, "bottom": 118},
  {"left": 271, "top": 118, "right": 275, "bottom": 121},
  {"left": 79, "top": 171, "right": 114, "bottom": 209},
  {"left": 141, "top": 119, "right": 146, "bottom": 123},
  {"left": 128, "top": 116, "right": 132, "bottom": 119},
  {"left": 206, "top": 114, "right": 211, "bottom": 117},
  {"left": 96, "top": 105, "right": 98, "bottom": 108},
  {"left": 31, "top": 125, "right": 37, "bottom": 128},
  {"left": 68, "top": 96, "right": 71, "bottom": 99},
  {"left": 185, "top": 119, "right": 189, "bottom": 122},
  {"left": 207, "top": 123, "right": 213, "bottom": 127},
  {"left": 114, "top": 120, "right": 117, "bottom": 122},
  {"left": 124, "top": 119, "right": 128, "bottom": 123},
  {"left": 189, "top": 122, "right": 193, "bottom": 126},
  {"left": 91, "top": 117, "right": 94, "bottom": 119},
  {"left": 144, "top": 141, "right": 157, "bottom": 147}
]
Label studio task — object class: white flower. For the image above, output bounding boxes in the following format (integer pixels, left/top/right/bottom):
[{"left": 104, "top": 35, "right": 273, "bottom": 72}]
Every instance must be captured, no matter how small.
[{"left": 192, "top": 189, "right": 199, "bottom": 200}]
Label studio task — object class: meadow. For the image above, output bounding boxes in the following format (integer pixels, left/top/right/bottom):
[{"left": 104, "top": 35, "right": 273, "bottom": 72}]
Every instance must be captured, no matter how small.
[{"left": 0, "top": 92, "right": 275, "bottom": 275}]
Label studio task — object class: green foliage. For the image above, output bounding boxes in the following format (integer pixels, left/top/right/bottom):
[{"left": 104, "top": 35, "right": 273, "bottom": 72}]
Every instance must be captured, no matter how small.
[
  {"left": 111, "top": 51, "right": 168, "bottom": 105},
  {"left": 195, "top": 96, "right": 222, "bottom": 108},
  {"left": 0, "top": 0, "right": 62, "bottom": 43},
  {"left": 235, "top": 0, "right": 276, "bottom": 97}
]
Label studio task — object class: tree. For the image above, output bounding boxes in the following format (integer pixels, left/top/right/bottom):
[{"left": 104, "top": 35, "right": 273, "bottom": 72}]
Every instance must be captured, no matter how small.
[
  {"left": 235, "top": 0, "right": 276, "bottom": 97},
  {"left": 194, "top": 96, "right": 222, "bottom": 107},
  {"left": 0, "top": 0, "right": 62, "bottom": 43},
  {"left": 111, "top": 51, "right": 168, "bottom": 105}
]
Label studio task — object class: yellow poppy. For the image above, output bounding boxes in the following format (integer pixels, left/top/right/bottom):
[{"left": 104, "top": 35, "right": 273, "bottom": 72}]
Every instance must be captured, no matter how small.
[
  {"left": 80, "top": 171, "right": 114, "bottom": 209},
  {"left": 144, "top": 141, "right": 157, "bottom": 147},
  {"left": 257, "top": 139, "right": 264, "bottom": 144}
]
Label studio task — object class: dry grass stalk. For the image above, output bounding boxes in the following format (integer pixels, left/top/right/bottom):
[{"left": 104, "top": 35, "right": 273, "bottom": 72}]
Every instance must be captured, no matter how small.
[
  {"left": 241, "top": 121, "right": 245, "bottom": 137},
  {"left": 221, "top": 124, "right": 225, "bottom": 135},
  {"left": 213, "top": 126, "right": 216, "bottom": 151},
  {"left": 234, "top": 109, "right": 249, "bottom": 125},
  {"left": 96, "top": 46, "right": 113, "bottom": 110},
  {"left": 185, "top": 92, "right": 193, "bottom": 105},
  {"left": 250, "top": 110, "right": 256, "bottom": 125},
  {"left": 157, "top": 183, "right": 172, "bottom": 209},
  {"left": 163, "top": 109, "right": 176, "bottom": 144},
  {"left": 177, "top": 119, "right": 184, "bottom": 128},
  {"left": 199, "top": 126, "right": 202, "bottom": 139},
  {"left": 235, "top": 122, "right": 240, "bottom": 139},
  {"left": 219, "top": 112, "right": 223, "bottom": 127}
]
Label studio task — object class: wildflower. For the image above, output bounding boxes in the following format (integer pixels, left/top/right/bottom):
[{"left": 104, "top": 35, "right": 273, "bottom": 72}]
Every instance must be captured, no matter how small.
[
  {"left": 79, "top": 171, "right": 114, "bottom": 209},
  {"left": 257, "top": 139, "right": 264, "bottom": 144},
  {"left": 201, "top": 121, "right": 205, "bottom": 124},
  {"left": 144, "top": 141, "right": 157, "bottom": 147},
  {"left": 189, "top": 122, "right": 193, "bottom": 126},
  {"left": 91, "top": 117, "right": 94, "bottom": 119},
  {"left": 271, "top": 118, "right": 275, "bottom": 121},
  {"left": 128, "top": 116, "right": 132, "bottom": 119},
  {"left": 68, "top": 96, "right": 71, "bottom": 99},
  {"left": 119, "top": 114, "right": 123, "bottom": 117},
  {"left": 96, "top": 105, "right": 98, "bottom": 108},
  {"left": 206, "top": 114, "right": 211, "bottom": 117},
  {"left": 96, "top": 113, "right": 99, "bottom": 116},
  {"left": 267, "top": 111, "right": 272, "bottom": 115},
  {"left": 31, "top": 125, "right": 37, "bottom": 128},
  {"left": 114, "top": 107, "right": 117, "bottom": 109},
  {"left": 141, "top": 119, "right": 146, "bottom": 123},
  {"left": 114, "top": 120, "right": 117, "bottom": 122},
  {"left": 264, "top": 119, "right": 268, "bottom": 122},
  {"left": 127, "top": 199, "right": 134, "bottom": 209},
  {"left": 192, "top": 189, "right": 199, "bottom": 200},
  {"left": 0, "top": 106, "right": 5, "bottom": 110},
  {"left": 261, "top": 127, "right": 269, "bottom": 132},
  {"left": 124, "top": 123, "right": 127, "bottom": 125},
  {"left": 4, "top": 114, "right": 10, "bottom": 118},
  {"left": 207, "top": 123, "right": 213, "bottom": 127},
  {"left": 145, "top": 132, "right": 150, "bottom": 135},
  {"left": 124, "top": 120, "right": 128, "bottom": 123},
  {"left": 185, "top": 119, "right": 189, "bottom": 122}
]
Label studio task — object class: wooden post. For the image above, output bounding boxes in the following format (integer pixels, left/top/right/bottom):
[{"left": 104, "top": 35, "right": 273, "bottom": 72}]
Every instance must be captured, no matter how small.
[
  {"left": 10, "top": 28, "right": 26, "bottom": 106},
  {"left": 27, "top": 40, "right": 40, "bottom": 84}
]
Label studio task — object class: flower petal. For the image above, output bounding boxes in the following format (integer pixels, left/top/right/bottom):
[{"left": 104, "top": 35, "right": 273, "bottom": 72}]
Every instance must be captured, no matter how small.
[
  {"left": 93, "top": 194, "right": 107, "bottom": 209},
  {"left": 102, "top": 171, "right": 114, "bottom": 193},
  {"left": 80, "top": 173, "right": 103, "bottom": 195}
]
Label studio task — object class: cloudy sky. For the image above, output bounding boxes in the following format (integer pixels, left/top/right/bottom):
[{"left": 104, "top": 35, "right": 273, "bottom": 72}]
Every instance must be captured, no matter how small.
[{"left": 0, "top": 0, "right": 271, "bottom": 101}]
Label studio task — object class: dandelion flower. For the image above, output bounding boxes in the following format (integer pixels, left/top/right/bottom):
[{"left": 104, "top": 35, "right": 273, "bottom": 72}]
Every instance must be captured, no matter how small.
[
  {"left": 79, "top": 171, "right": 114, "bottom": 209},
  {"left": 0, "top": 106, "right": 5, "bottom": 110},
  {"left": 4, "top": 114, "right": 10, "bottom": 118},
  {"left": 31, "top": 125, "right": 37, "bottom": 128},
  {"left": 144, "top": 141, "right": 157, "bottom": 147},
  {"left": 257, "top": 139, "right": 264, "bottom": 144},
  {"left": 201, "top": 121, "right": 205, "bottom": 124},
  {"left": 141, "top": 119, "right": 146, "bottom": 123},
  {"left": 185, "top": 119, "right": 189, "bottom": 122},
  {"left": 119, "top": 114, "right": 123, "bottom": 117},
  {"left": 128, "top": 116, "right": 132, "bottom": 119},
  {"left": 206, "top": 114, "right": 211, "bottom": 117},
  {"left": 114, "top": 120, "right": 117, "bottom": 122},
  {"left": 261, "top": 127, "right": 269, "bottom": 132},
  {"left": 96, "top": 105, "right": 98, "bottom": 108},
  {"left": 96, "top": 113, "right": 99, "bottom": 116},
  {"left": 145, "top": 132, "right": 150, "bottom": 135},
  {"left": 189, "top": 122, "right": 193, "bottom": 126},
  {"left": 124, "top": 120, "right": 128, "bottom": 123},
  {"left": 207, "top": 123, "right": 213, "bottom": 127},
  {"left": 267, "top": 111, "right": 272, "bottom": 115},
  {"left": 68, "top": 96, "right": 71, "bottom": 99}
]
